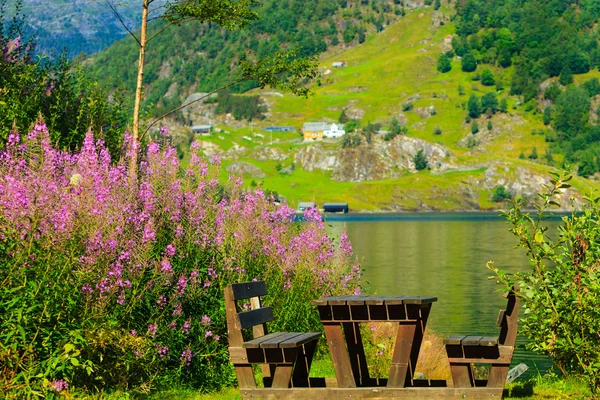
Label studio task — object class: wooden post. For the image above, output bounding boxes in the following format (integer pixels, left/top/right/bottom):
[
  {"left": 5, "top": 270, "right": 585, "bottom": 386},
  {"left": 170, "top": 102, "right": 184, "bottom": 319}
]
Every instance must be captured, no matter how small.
[
  {"left": 324, "top": 323, "right": 356, "bottom": 388},
  {"left": 388, "top": 322, "right": 416, "bottom": 387},
  {"left": 225, "top": 286, "right": 256, "bottom": 389},
  {"left": 342, "top": 322, "right": 370, "bottom": 386}
]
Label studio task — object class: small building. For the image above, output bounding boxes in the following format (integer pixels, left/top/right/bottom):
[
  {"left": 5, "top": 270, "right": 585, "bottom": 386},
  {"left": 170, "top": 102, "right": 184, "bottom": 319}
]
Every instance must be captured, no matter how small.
[
  {"left": 302, "top": 122, "right": 345, "bottom": 141},
  {"left": 323, "top": 123, "right": 345, "bottom": 138},
  {"left": 444, "top": 35, "right": 453, "bottom": 45},
  {"left": 297, "top": 201, "right": 316, "bottom": 212},
  {"left": 264, "top": 126, "right": 295, "bottom": 132},
  {"left": 323, "top": 202, "right": 349, "bottom": 214},
  {"left": 332, "top": 61, "right": 347, "bottom": 68},
  {"left": 192, "top": 125, "right": 213, "bottom": 135}
]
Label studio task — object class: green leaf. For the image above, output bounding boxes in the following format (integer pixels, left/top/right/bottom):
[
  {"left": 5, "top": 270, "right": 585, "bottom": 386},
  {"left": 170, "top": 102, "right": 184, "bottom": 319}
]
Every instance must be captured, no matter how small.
[{"left": 70, "top": 357, "right": 80, "bottom": 366}]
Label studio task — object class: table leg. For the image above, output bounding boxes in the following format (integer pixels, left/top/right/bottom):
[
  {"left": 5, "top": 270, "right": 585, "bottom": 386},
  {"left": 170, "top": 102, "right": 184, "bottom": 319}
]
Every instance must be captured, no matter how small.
[
  {"left": 387, "top": 322, "right": 416, "bottom": 387},
  {"left": 387, "top": 304, "right": 432, "bottom": 388},
  {"left": 342, "top": 322, "right": 371, "bottom": 386},
  {"left": 408, "top": 304, "right": 431, "bottom": 384},
  {"left": 323, "top": 323, "right": 356, "bottom": 388}
]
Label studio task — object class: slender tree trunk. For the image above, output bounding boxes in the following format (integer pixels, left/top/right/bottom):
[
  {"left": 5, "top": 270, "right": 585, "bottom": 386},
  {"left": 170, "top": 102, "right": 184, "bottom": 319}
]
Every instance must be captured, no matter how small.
[{"left": 130, "top": 0, "right": 149, "bottom": 176}]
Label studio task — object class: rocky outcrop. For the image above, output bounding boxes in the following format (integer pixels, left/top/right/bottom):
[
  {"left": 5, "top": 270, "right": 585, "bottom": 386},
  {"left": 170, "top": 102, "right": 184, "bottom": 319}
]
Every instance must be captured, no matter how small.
[
  {"left": 480, "top": 162, "right": 584, "bottom": 209},
  {"left": 225, "top": 162, "right": 266, "bottom": 178},
  {"left": 294, "top": 136, "right": 454, "bottom": 182}
]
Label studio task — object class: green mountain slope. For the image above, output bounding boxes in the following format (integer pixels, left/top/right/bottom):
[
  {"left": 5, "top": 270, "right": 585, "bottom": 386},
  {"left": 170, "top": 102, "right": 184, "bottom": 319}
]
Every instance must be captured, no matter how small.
[
  {"left": 87, "top": 0, "right": 600, "bottom": 211},
  {"left": 87, "top": 0, "right": 406, "bottom": 117}
]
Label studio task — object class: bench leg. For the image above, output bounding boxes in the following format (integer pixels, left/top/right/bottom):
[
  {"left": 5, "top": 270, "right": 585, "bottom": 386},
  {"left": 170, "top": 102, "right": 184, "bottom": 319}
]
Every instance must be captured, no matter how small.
[
  {"left": 271, "top": 363, "right": 295, "bottom": 388},
  {"left": 291, "top": 339, "right": 319, "bottom": 387},
  {"left": 450, "top": 362, "right": 475, "bottom": 388},
  {"left": 488, "top": 364, "right": 509, "bottom": 387},
  {"left": 234, "top": 364, "right": 256, "bottom": 389}
]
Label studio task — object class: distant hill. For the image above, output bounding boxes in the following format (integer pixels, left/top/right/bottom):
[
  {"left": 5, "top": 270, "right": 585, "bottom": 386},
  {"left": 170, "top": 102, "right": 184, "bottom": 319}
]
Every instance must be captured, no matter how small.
[{"left": 8, "top": 0, "right": 165, "bottom": 57}]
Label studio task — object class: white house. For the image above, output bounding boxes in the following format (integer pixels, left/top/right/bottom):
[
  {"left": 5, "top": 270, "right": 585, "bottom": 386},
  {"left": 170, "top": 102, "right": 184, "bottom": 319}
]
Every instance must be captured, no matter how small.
[{"left": 323, "top": 123, "right": 345, "bottom": 138}]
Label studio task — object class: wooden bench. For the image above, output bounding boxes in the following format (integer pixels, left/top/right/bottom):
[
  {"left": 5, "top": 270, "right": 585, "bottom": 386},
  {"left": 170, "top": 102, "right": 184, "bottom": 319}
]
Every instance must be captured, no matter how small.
[
  {"left": 225, "top": 280, "right": 321, "bottom": 389},
  {"left": 444, "top": 285, "right": 520, "bottom": 388}
]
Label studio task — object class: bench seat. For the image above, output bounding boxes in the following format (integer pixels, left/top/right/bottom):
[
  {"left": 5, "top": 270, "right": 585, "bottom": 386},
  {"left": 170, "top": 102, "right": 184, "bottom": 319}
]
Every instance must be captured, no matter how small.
[
  {"left": 444, "top": 285, "right": 520, "bottom": 389},
  {"left": 243, "top": 332, "right": 321, "bottom": 349}
]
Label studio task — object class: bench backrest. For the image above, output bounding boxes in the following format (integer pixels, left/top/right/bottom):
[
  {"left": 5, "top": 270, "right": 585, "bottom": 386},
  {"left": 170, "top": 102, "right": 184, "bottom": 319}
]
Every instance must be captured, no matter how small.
[
  {"left": 496, "top": 284, "right": 520, "bottom": 347},
  {"left": 225, "top": 281, "right": 273, "bottom": 347}
]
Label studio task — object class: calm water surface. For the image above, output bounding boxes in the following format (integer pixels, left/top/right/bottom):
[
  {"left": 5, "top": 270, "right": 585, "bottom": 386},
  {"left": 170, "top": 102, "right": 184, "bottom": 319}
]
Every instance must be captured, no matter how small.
[{"left": 327, "top": 212, "right": 557, "bottom": 375}]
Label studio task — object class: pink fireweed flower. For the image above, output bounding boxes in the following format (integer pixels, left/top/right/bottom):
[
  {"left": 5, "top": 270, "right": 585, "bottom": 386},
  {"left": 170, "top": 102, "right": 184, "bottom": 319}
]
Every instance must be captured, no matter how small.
[
  {"left": 180, "top": 349, "right": 192, "bottom": 366},
  {"left": 201, "top": 315, "right": 210, "bottom": 325},
  {"left": 211, "top": 153, "right": 221, "bottom": 164},
  {"left": 173, "top": 302, "right": 182, "bottom": 316},
  {"left": 205, "top": 330, "right": 213, "bottom": 338},
  {"left": 339, "top": 231, "right": 353, "bottom": 256},
  {"left": 160, "top": 126, "right": 169, "bottom": 136},
  {"left": 214, "top": 335, "right": 221, "bottom": 341},
  {"left": 165, "top": 244, "right": 176, "bottom": 257},
  {"left": 158, "top": 345, "right": 168, "bottom": 358},
  {"left": 51, "top": 379, "right": 68, "bottom": 392},
  {"left": 176, "top": 276, "right": 187, "bottom": 296},
  {"left": 160, "top": 259, "right": 172, "bottom": 273},
  {"left": 148, "top": 323, "right": 157, "bottom": 338},
  {"left": 181, "top": 319, "right": 191, "bottom": 333},
  {"left": 168, "top": 321, "right": 177, "bottom": 330}
]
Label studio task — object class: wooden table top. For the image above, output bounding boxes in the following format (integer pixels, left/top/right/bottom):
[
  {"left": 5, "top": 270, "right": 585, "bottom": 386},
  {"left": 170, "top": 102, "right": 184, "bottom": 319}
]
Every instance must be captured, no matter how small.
[{"left": 311, "top": 295, "right": 438, "bottom": 307}]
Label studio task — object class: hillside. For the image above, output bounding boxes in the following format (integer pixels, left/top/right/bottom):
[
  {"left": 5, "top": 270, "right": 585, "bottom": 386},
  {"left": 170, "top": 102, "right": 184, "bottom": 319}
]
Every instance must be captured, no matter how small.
[{"left": 86, "top": 0, "right": 600, "bottom": 211}]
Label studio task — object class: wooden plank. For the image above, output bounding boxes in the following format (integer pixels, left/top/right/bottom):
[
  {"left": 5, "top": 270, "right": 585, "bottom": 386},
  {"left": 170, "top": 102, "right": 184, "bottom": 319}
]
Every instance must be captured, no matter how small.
[
  {"left": 387, "top": 322, "right": 416, "bottom": 387},
  {"left": 462, "top": 336, "right": 484, "bottom": 346},
  {"left": 238, "top": 307, "right": 274, "bottom": 329},
  {"left": 260, "top": 332, "right": 304, "bottom": 349},
  {"left": 449, "top": 363, "right": 475, "bottom": 388},
  {"left": 323, "top": 323, "right": 356, "bottom": 388},
  {"left": 279, "top": 332, "right": 321, "bottom": 348},
  {"left": 479, "top": 336, "right": 498, "bottom": 347},
  {"left": 488, "top": 365, "right": 510, "bottom": 388},
  {"left": 343, "top": 322, "right": 370, "bottom": 387},
  {"left": 240, "top": 387, "right": 504, "bottom": 399},
  {"left": 271, "top": 363, "right": 294, "bottom": 388},
  {"left": 403, "top": 296, "right": 438, "bottom": 304},
  {"left": 495, "top": 310, "right": 505, "bottom": 327},
  {"left": 365, "top": 296, "right": 386, "bottom": 305},
  {"left": 448, "top": 345, "right": 514, "bottom": 364},
  {"left": 243, "top": 332, "right": 288, "bottom": 348},
  {"left": 328, "top": 296, "right": 355, "bottom": 305},
  {"left": 230, "top": 281, "right": 267, "bottom": 300},
  {"left": 444, "top": 335, "right": 466, "bottom": 345}
]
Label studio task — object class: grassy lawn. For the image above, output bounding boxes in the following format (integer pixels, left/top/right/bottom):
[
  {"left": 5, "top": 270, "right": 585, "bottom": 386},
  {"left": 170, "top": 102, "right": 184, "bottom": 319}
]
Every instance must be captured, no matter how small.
[{"left": 94, "top": 357, "right": 592, "bottom": 399}]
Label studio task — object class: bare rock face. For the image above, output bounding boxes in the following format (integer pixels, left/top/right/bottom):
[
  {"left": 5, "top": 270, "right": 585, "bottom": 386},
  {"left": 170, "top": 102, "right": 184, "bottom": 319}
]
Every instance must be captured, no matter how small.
[
  {"left": 226, "top": 162, "right": 266, "bottom": 178},
  {"left": 251, "top": 147, "right": 288, "bottom": 162},
  {"left": 294, "top": 145, "right": 339, "bottom": 172},
  {"left": 294, "top": 136, "right": 453, "bottom": 182},
  {"left": 480, "top": 162, "right": 583, "bottom": 210}
]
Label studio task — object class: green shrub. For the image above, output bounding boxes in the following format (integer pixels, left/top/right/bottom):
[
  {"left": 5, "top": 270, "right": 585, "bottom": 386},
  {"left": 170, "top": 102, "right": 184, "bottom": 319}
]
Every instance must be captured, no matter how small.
[
  {"left": 489, "top": 173, "right": 600, "bottom": 394},
  {"left": 413, "top": 149, "right": 428, "bottom": 170}
]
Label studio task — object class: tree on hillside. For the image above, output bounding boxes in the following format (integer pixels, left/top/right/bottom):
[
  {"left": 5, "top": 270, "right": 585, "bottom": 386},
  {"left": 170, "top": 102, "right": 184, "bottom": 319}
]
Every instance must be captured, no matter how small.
[
  {"left": 553, "top": 86, "right": 591, "bottom": 138},
  {"left": 481, "top": 68, "right": 495, "bottom": 86},
  {"left": 106, "top": 0, "right": 319, "bottom": 172},
  {"left": 433, "top": 0, "right": 441, "bottom": 11},
  {"left": 468, "top": 93, "right": 481, "bottom": 118},
  {"left": 339, "top": 108, "right": 349, "bottom": 123},
  {"left": 481, "top": 92, "right": 499, "bottom": 114},
  {"left": 437, "top": 53, "right": 452, "bottom": 73},
  {"left": 461, "top": 52, "right": 477, "bottom": 72},
  {"left": 559, "top": 64, "right": 574, "bottom": 86},
  {"left": 413, "top": 149, "right": 428, "bottom": 171}
]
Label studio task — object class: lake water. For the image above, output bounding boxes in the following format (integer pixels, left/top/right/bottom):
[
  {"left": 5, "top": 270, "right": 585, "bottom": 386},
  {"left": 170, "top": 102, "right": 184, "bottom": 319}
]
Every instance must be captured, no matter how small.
[{"left": 327, "top": 212, "right": 557, "bottom": 376}]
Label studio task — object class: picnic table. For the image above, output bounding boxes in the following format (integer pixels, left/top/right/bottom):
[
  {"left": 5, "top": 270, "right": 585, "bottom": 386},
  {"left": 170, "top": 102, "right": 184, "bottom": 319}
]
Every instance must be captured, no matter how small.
[
  {"left": 311, "top": 295, "right": 437, "bottom": 389},
  {"left": 228, "top": 284, "right": 512, "bottom": 399}
]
